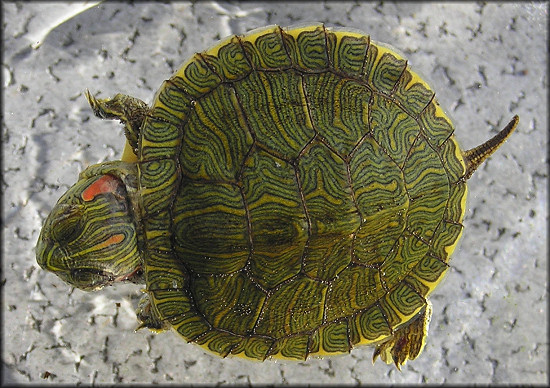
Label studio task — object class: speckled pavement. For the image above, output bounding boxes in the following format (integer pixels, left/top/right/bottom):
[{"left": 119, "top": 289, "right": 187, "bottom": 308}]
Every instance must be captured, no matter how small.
[{"left": 2, "top": 2, "right": 547, "bottom": 384}]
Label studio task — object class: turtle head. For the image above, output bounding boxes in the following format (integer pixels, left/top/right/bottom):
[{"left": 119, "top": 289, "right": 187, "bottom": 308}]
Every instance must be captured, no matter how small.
[{"left": 36, "top": 161, "right": 143, "bottom": 291}]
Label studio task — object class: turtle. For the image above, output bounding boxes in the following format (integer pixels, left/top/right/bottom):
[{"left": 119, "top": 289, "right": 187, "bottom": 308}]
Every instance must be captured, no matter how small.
[{"left": 36, "top": 24, "right": 518, "bottom": 368}]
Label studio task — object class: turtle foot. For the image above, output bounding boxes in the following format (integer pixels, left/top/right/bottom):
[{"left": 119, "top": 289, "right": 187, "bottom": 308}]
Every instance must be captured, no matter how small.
[{"left": 372, "top": 300, "right": 433, "bottom": 370}]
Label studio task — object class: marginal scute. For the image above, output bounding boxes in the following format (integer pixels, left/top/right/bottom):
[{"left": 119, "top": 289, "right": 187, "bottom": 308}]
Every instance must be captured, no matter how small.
[
  {"left": 363, "top": 45, "right": 407, "bottom": 94},
  {"left": 230, "top": 335, "right": 273, "bottom": 360},
  {"left": 150, "top": 80, "right": 192, "bottom": 127},
  {"left": 171, "top": 312, "right": 211, "bottom": 342},
  {"left": 419, "top": 99, "right": 455, "bottom": 148},
  {"left": 326, "top": 28, "right": 369, "bottom": 75},
  {"left": 171, "top": 53, "right": 222, "bottom": 97},
  {"left": 309, "top": 320, "right": 350, "bottom": 355},
  {"left": 151, "top": 288, "right": 192, "bottom": 319},
  {"left": 393, "top": 67, "right": 435, "bottom": 117},
  {"left": 405, "top": 254, "right": 449, "bottom": 296},
  {"left": 380, "top": 231, "right": 430, "bottom": 289},
  {"left": 378, "top": 282, "right": 426, "bottom": 329},
  {"left": 202, "top": 36, "right": 252, "bottom": 82},
  {"left": 429, "top": 220, "right": 464, "bottom": 262},
  {"left": 240, "top": 26, "right": 291, "bottom": 70},
  {"left": 146, "top": 251, "right": 187, "bottom": 290},
  {"left": 140, "top": 116, "right": 182, "bottom": 161},
  {"left": 440, "top": 137, "right": 467, "bottom": 183},
  {"left": 140, "top": 158, "right": 178, "bottom": 214},
  {"left": 354, "top": 304, "right": 392, "bottom": 341},
  {"left": 282, "top": 24, "right": 328, "bottom": 71},
  {"left": 269, "top": 333, "right": 310, "bottom": 360},
  {"left": 194, "top": 329, "right": 243, "bottom": 358},
  {"left": 144, "top": 209, "right": 172, "bottom": 252},
  {"left": 445, "top": 181, "right": 468, "bottom": 222}
]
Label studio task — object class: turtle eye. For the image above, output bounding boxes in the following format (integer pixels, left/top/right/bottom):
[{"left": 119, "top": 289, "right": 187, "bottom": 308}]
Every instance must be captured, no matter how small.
[
  {"left": 69, "top": 268, "right": 113, "bottom": 290},
  {"left": 51, "top": 206, "right": 83, "bottom": 244}
]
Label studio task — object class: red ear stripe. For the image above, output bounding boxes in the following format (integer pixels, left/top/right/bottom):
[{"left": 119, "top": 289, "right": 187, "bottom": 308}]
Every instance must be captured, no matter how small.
[{"left": 82, "top": 175, "right": 121, "bottom": 202}]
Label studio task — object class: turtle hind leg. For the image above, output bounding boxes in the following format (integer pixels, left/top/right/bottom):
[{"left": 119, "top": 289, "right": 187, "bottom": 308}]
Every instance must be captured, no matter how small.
[
  {"left": 373, "top": 300, "right": 433, "bottom": 370},
  {"left": 85, "top": 90, "right": 149, "bottom": 160}
]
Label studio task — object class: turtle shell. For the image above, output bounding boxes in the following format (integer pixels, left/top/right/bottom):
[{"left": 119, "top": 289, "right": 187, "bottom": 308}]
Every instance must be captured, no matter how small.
[{"left": 138, "top": 24, "right": 467, "bottom": 360}]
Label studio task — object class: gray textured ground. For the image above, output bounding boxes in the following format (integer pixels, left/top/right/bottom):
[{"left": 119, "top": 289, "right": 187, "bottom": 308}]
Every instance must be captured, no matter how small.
[{"left": 2, "top": 1, "right": 547, "bottom": 385}]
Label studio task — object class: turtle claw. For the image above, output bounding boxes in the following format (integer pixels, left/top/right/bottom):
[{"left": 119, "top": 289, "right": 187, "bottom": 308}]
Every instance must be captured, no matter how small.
[
  {"left": 135, "top": 293, "right": 168, "bottom": 333},
  {"left": 372, "top": 301, "right": 433, "bottom": 370},
  {"left": 83, "top": 90, "right": 148, "bottom": 159}
]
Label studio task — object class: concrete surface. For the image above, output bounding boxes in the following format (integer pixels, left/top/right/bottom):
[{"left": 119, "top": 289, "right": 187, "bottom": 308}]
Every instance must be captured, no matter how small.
[{"left": 2, "top": 1, "right": 547, "bottom": 385}]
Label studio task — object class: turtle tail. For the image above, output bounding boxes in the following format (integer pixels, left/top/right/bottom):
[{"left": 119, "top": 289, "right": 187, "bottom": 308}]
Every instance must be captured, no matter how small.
[{"left": 462, "top": 115, "right": 519, "bottom": 180}]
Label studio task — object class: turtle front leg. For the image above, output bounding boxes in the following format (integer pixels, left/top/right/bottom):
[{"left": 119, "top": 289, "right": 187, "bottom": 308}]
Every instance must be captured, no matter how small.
[
  {"left": 85, "top": 90, "right": 149, "bottom": 160},
  {"left": 373, "top": 300, "right": 433, "bottom": 370},
  {"left": 135, "top": 292, "right": 170, "bottom": 333}
]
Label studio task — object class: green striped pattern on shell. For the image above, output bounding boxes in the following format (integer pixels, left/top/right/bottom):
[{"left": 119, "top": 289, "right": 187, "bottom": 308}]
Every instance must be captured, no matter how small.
[{"left": 140, "top": 24, "right": 467, "bottom": 360}]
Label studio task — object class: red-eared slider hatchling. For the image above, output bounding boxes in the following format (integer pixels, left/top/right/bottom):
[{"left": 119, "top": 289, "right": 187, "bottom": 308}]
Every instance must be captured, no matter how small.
[{"left": 36, "top": 24, "right": 518, "bottom": 368}]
